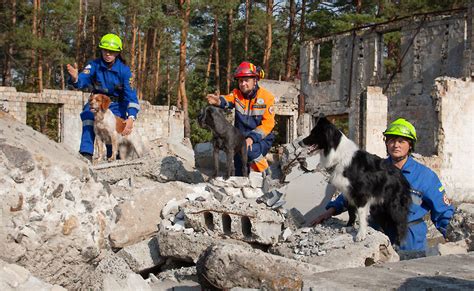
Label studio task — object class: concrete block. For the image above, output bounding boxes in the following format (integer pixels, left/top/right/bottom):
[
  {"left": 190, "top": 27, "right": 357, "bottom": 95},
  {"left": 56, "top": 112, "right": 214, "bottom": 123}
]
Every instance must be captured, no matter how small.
[
  {"left": 183, "top": 198, "right": 284, "bottom": 245},
  {"left": 248, "top": 171, "right": 264, "bottom": 188},
  {"left": 196, "top": 243, "right": 328, "bottom": 290},
  {"left": 117, "top": 237, "right": 165, "bottom": 273},
  {"left": 211, "top": 176, "right": 250, "bottom": 188},
  {"left": 242, "top": 187, "right": 264, "bottom": 199},
  {"left": 157, "top": 228, "right": 249, "bottom": 263}
]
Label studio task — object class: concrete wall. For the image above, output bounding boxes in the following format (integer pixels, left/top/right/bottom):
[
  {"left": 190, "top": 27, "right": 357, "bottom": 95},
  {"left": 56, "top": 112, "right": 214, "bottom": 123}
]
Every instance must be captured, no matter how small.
[
  {"left": 0, "top": 87, "right": 184, "bottom": 152},
  {"left": 259, "top": 80, "right": 299, "bottom": 143},
  {"left": 300, "top": 9, "right": 471, "bottom": 156},
  {"left": 432, "top": 78, "right": 474, "bottom": 202}
]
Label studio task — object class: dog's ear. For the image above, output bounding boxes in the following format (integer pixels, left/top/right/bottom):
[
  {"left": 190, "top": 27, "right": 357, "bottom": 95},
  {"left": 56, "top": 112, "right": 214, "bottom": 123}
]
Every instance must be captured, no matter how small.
[{"left": 100, "top": 95, "right": 112, "bottom": 111}]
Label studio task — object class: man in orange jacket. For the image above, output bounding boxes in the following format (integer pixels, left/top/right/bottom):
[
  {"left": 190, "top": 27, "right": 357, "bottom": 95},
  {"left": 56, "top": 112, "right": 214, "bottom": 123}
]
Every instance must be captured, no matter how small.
[{"left": 205, "top": 61, "right": 275, "bottom": 176}]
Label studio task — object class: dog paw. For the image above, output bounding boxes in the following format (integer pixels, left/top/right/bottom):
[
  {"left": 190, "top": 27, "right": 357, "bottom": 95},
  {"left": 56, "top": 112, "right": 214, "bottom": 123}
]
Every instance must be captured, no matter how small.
[{"left": 355, "top": 231, "right": 367, "bottom": 242}]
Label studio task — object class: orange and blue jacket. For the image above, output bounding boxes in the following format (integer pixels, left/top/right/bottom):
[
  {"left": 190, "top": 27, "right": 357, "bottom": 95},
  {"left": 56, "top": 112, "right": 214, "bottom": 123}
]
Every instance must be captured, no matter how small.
[{"left": 219, "top": 85, "right": 275, "bottom": 143}]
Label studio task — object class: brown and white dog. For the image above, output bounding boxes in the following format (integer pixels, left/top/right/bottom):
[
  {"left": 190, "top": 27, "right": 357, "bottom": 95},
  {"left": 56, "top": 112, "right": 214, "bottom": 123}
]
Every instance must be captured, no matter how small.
[{"left": 89, "top": 94, "right": 146, "bottom": 162}]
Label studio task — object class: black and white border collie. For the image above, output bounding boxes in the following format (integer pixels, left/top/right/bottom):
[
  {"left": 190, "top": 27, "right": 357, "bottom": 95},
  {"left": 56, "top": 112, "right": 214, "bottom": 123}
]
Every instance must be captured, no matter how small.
[{"left": 299, "top": 116, "right": 412, "bottom": 244}]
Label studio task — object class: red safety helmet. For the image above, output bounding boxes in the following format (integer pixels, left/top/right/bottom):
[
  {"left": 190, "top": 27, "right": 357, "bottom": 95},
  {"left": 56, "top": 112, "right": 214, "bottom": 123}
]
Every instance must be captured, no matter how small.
[{"left": 233, "top": 61, "right": 265, "bottom": 80}]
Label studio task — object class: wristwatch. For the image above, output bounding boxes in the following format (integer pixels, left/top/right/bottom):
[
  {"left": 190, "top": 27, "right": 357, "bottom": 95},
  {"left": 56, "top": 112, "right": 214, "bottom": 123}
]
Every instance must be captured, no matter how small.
[{"left": 128, "top": 115, "right": 136, "bottom": 121}]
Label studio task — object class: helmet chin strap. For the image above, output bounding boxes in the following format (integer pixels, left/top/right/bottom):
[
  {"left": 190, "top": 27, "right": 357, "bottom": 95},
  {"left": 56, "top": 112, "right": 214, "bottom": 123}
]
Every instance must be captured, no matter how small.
[{"left": 392, "top": 155, "right": 408, "bottom": 163}]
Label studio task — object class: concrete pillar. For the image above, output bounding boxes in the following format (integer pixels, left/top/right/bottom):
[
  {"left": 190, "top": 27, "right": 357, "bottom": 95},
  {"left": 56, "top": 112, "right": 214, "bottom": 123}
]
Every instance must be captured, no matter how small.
[
  {"left": 361, "top": 86, "right": 388, "bottom": 157},
  {"left": 470, "top": 1, "right": 474, "bottom": 78}
]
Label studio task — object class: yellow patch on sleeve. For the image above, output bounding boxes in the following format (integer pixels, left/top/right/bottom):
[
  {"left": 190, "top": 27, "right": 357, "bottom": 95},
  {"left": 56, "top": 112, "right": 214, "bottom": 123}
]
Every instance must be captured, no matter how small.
[
  {"left": 439, "top": 186, "right": 445, "bottom": 192},
  {"left": 129, "top": 77, "right": 135, "bottom": 89}
]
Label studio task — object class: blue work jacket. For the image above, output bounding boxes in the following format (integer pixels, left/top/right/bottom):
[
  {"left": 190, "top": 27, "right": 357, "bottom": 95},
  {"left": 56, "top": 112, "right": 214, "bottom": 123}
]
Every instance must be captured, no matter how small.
[
  {"left": 73, "top": 57, "right": 139, "bottom": 119},
  {"left": 327, "top": 156, "right": 455, "bottom": 251}
]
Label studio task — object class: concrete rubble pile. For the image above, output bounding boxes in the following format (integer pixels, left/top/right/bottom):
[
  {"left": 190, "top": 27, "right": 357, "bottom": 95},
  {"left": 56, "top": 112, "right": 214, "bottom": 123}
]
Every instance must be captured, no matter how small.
[{"left": 0, "top": 112, "right": 119, "bottom": 290}]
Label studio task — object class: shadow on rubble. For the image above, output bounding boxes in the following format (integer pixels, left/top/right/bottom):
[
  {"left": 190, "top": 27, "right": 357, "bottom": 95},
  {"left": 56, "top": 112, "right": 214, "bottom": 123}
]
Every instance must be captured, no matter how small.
[
  {"left": 160, "top": 156, "right": 205, "bottom": 184},
  {"left": 398, "top": 276, "right": 474, "bottom": 290}
]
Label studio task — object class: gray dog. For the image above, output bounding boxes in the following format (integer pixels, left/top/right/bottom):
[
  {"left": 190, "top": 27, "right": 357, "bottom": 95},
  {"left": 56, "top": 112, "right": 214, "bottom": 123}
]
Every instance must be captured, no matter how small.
[{"left": 198, "top": 106, "right": 248, "bottom": 179}]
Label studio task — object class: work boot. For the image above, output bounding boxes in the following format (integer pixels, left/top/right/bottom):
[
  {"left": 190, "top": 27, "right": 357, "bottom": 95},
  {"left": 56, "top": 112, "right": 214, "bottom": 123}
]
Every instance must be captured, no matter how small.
[{"left": 80, "top": 152, "right": 93, "bottom": 163}]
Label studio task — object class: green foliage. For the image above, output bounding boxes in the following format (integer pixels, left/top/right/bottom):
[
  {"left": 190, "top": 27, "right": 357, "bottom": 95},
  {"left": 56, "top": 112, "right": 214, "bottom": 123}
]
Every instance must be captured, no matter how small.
[
  {"left": 319, "top": 41, "right": 333, "bottom": 82},
  {"left": 383, "top": 31, "right": 401, "bottom": 76},
  {"left": 187, "top": 70, "right": 212, "bottom": 146},
  {"left": 26, "top": 103, "right": 60, "bottom": 142}
]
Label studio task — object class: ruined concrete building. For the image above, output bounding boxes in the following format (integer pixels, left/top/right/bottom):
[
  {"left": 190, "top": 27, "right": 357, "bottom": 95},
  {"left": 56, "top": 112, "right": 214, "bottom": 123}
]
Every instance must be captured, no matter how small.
[
  {"left": 299, "top": 6, "right": 474, "bottom": 202},
  {"left": 0, "top": 88, "right": 184, "bottom": 151}
]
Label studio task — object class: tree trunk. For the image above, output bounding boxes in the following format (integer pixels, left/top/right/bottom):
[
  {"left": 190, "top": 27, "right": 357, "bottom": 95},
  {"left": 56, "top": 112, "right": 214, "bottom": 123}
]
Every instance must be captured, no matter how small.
[
  {"left": 262, "top": 0, "right": 273, "bottom": 75},
  {"left": 213, "top": 12, "right": 220, "bottom": 95},
  {"left": 30, "top": 0, "right": 38, "bottom": 90},
  {"left": 355, "top": 0, "right": 362, "bottom": 13},
  {"left": 60, "top": 56, "right": 65, "bottom": 90},
  {"left": 377, "top": 0, "right": 384, "bottom": 17},
  {"left": 137, "top": 32, "right": 143, "bottom": 99},
  {"left": 244, "top": 0, "right": 251, "bottom": 60},
  {"left": 45, "top": 62, "right": 51, "bottom": 88},
  {"left": 82, "top": 0, "right": 88, "bottom": 64},
  {"left": 300, "top": 0, "right": 306, "bottom": 42},
  {"left": 284, "top": 0, "right": 296, "bottom": 80},
  {"left": 153, "top": 29, "right": 162, "bottom": 101},
  {"left": 130, "top": 12, "right": 138, "bottom": 76},
  {"left": 3, "top": 0, "right": 16, "bottom": 86},
  {"left": 92, "top": 14, "right": 96, "bottom": 58},
  {"left": 142, "top": 30, "right": 149, "bottom": 100},
  {"left": 178, "top": 0, "right": 191, "bottom": 138},
  {"left": 205, "top": 34, "right": 215, "bottom": 88},
  {"left": 166, "top": 58, "right": 171, "bottom": 107},
  {"left": 75, "top": 0, "right": 83, "bottom": 67},
  {"left": 225, "top": 8, "right": 233, "bottom": 94},
  {"left": 36, "top": 0, "right": 43, "bottom": 92}
]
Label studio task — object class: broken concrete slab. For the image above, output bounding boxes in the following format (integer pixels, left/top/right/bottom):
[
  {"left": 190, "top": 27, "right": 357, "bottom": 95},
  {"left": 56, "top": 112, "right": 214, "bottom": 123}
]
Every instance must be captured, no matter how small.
[
  {"left": 248, "top": 171, "right": 264, "bottom": 188},
  {"left": 103, "top": 273, "right": 152, "bottom": 291},
  {"left": 196, "top": 243, "right": 328, "bottom": 290},
  {"left": 278, "top": 143, "right": 338, "bottom": 224},
  {"left": 210, "top": 176, "right": 250, "bottom": 188},
  {"left": 92, "top": 155, "right": 204, "bottom": 185},
  {"left": 0, "top": 259, "right": 66, "bottom": 291},
  {"left": 269, "top": 219, "right": 399, "bottom": 268},
  {"left": 194, "top": 142, "right": 227, "bottom": 174},
  {"left": 241, "top": 187, "right": 264, "bottom": 199},
  {"left": 183, "top": 197, "right": 285, "bottom": 245},
  {"left": 116, "top": 237, "right": 165, "bottom": 273},
  {"left": 426, "top": 240, "right": 469, "bottom": 256},
  {"left": 303, "top": 253, "right": 474, "bottom": 290},
  {"left": 109, "top": 181, "right": 209, "bottom": 248}
]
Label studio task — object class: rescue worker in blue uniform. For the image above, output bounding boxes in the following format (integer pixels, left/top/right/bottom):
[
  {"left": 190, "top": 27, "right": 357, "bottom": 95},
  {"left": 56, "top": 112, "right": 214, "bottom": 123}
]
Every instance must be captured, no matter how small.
[
  {"left": 205, "top": 61, "right": 275, "bottom": 176},
  {"left": 66, "top": 33, "right": 140, "bottom": 161},
  {"left": 312, "top": 118, "right": 455, "bottom": 251}
]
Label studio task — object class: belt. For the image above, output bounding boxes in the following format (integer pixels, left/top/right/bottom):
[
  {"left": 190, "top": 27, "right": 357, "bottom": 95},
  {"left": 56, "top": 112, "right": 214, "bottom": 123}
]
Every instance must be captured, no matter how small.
[
  {"left": 408, "top": 218, "right": 424, "bottom": 227},
  {"left": 109, "top": 95, "right": 124, "bottom": 103}
]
